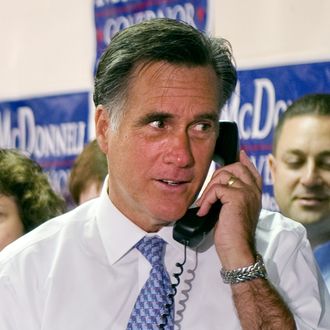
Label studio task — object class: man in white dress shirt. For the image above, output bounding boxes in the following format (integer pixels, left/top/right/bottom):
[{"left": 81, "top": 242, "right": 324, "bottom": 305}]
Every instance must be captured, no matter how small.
[
  {"left": 268, "top": 94, "right": 330, "bottom": 292},
  {"left": 0, "top": 18, "right": 329, "bottom": 329}
]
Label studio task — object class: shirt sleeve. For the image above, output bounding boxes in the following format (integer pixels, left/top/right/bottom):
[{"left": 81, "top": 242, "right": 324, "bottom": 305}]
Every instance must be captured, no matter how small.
[
  {"left": 0, "top": 271, "right": 40, "bottom": 330},
  {"left": 0, "top": 275, "right": 20, "bottom": 330},
  {"left": 262, "top": 219, "right": 330, "bottom": 330}
]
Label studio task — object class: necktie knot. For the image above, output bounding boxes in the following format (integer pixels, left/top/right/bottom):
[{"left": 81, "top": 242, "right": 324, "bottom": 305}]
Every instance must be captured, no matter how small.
[{"left": 136, "top": 236, "right": 166, "bottom": 267}]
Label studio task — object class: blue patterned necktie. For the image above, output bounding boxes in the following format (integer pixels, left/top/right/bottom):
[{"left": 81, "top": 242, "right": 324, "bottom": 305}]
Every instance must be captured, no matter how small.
[{"left": 127, "top": 236, "right": 174, "bottom": 330}]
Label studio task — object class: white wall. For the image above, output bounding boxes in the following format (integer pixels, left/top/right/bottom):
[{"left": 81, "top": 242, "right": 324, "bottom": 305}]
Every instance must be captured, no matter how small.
[
  {"left": 1, "top": 0, "right": 329, "bottom": 101},
  {"left": 213, "top": 0, "right": 330, "bottom": 68},
  {"left": 0, "top": 0, "right": 95, "bottom": 100}
]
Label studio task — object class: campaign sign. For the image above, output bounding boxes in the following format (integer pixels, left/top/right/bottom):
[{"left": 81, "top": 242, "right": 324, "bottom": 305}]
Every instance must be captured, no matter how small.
[
  {"left": 94, "top": 0, "right": 209, "bottom": 64},
  {"left": 221, "top": 61, "right": 330, "bottom": 210},
  {"left": 0, "top": 92, "right": 89, "bottom": 201}
]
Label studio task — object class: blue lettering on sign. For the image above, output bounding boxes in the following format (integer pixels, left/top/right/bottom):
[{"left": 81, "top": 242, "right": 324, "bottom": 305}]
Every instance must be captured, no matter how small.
[
  {"left": 0, "top": 92, "right": 90, "bottom": 202},
  {"left": 94, "top": 0, "right": 208, "bottom": 62},
  {"left": 0, "top": 107, "right": 85, "bottom": 157}
]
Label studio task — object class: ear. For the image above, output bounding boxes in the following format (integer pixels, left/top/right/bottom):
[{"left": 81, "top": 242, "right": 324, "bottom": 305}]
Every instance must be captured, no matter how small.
[
  {"left": 95, "top": 105, "right": 110, "bottom": 155},
  {"left": 268, "top": 153, "right": 277, "bottom": 183}
]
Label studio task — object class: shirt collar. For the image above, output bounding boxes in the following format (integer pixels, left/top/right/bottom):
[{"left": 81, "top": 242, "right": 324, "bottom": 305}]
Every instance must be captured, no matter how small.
[{"left": 96, "top": 177, "right": 198, "bottom": 265}]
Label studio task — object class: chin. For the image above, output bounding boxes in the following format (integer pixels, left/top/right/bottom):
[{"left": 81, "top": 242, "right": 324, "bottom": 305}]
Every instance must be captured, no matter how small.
[
  {"left": 289, "top": 211, "right": 323, "bottom": 225},
  {"left": 152, "top": 204, "right": 187, "bottom": 223}
]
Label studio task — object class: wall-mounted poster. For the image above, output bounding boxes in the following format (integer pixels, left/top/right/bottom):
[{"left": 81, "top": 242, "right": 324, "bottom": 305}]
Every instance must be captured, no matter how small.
[
  {"left": 0, "top": 92, "right": 89, "bottom": 202},
  {"left": 94, "top": 0, "right": 210, "bottom": 64},
  {"left": 222, "top": 61, "right": 330, "bottom": 210}
]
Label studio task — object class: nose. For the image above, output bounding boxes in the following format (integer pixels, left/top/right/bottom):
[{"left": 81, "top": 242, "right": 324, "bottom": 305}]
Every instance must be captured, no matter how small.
[
  {"left": 163, "top": 131, "right": 194, "bottom": 168},
  {"left": 300, "top": 160, "right": 322, "bottom": 187}
]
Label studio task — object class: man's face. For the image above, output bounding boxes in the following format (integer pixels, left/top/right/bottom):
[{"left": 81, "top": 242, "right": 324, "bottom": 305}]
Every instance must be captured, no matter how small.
[
  {"left": 96, "top": 62, "right": 220, "bottom": 232},
  {"left": 269, "top": 115, "right": 330, "bottom": 225}
]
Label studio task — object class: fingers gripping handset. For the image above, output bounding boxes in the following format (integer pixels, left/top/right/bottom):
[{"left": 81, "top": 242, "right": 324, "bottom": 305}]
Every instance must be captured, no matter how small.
[{"left": 173, "top": 121, "right": 240, "bottom": 248}]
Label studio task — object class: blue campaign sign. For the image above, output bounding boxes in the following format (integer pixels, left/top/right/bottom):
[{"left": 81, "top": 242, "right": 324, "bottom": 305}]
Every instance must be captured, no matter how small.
[
  {"left": 0, "top": 92, "right": 90, "bottom": 201},
  {"left": 94, "top": 0, "right": 209, "bottom": 64},
  {"left": 221, "top": 61, "right": 330, "bottom": 210}
]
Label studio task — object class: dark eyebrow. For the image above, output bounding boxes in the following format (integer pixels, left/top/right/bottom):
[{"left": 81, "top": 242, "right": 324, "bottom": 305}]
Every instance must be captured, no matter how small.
[
  {"left": 136, "top": 112, "right": 174, "bottom": 126},
  {"left": 284, "top": 150, "right": 304, "bottom": 156},
  {"left": 136, "top": 111, "right": 219, "bottom": 127},
  {"left": 284, "top": 150, "right": 330, "bottom": 157},
  {"left": 196, "top": 113, "right": 219, "bottom": 123},
  {"left": 280, "top": 150, "right": 304, "bottom": 160},
  {"left": 318, "top": 151, "right": 330, "bottom": 158}
]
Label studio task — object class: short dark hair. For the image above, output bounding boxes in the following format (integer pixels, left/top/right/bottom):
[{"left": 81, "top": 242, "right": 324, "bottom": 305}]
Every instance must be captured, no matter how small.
[
  {"left": 0, "top": 149, "right": 66, "bottom": 233},
  {"left": 93, "top": 18, "right": 237, "bottom": 129},
  {"left": 68, "top": 140, "right": 107, "bottom": 205},
  {"left": 273, "top": 93, "right": 330, "bottom": 153}
]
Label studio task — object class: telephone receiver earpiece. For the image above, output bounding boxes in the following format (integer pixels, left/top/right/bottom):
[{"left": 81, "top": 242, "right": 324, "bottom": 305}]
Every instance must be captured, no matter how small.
[
  {"left": 213, "top": 120, "right": 240, "bottom": 166},
  {"left": 173, "top": 121, "right": 240, "bottom": 248}
]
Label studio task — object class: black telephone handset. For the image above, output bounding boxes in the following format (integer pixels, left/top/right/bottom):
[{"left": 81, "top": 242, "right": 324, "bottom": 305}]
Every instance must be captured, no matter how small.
[{"left": 173, "top": 121, "right": 240, "bottom": 248}]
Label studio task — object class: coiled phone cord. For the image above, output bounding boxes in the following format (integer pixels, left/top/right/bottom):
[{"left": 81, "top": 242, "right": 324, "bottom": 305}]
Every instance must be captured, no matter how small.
[{"left": 158, "top": 243, "right": 187, "bottom": 329}]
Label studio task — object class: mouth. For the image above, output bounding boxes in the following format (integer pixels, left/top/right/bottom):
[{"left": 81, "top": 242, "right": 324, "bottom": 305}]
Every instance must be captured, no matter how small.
[
  {"left": 158, "top": 179, "right": 188, "bottom": 186},
  {"left": 295, "top": 195, "right": 329, "bottom": 207}
]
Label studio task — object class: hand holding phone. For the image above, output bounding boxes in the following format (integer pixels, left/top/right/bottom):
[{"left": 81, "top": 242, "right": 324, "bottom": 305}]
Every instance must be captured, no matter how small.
[{"left": 173, "top": 121, "right": 240, "bottom": 248}]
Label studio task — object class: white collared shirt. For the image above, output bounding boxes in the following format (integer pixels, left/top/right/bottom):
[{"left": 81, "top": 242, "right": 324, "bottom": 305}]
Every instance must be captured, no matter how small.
[{"left": 0, "top": 183, "right": 329, "bottom": 329}]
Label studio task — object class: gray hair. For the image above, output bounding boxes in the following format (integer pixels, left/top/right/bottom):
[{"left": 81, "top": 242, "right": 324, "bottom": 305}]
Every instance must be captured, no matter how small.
[{"left": 93, "top": 18, "right": 237, "bottom": 130}]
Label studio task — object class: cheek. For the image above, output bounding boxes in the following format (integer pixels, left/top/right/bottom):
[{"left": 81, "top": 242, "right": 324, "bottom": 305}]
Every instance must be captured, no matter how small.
[
  {"left": 133, "top": 143, "right": 163, "bottom": 174},
  {"left": 194, "top": 144, "right": 214, "bottom": 167},
  {"left": 322, "top": 173, "right": 330, "bottom": 186},
  {"left": 276, "top": 168, "right": 300, "bottom": 192},
  {"left": 111, "top": 135, "right": 161, "bottom": 174},
  {"left": 0, "top": 221, "right": 24, "bottom": 250},
  {"left": 133, "top": 134, "right": 165, "bottom": 158}
]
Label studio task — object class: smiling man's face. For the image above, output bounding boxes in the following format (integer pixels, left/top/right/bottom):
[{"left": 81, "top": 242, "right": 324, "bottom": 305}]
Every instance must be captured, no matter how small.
[{"left": 269, "top": 115, "right": 330, "bottom": 225}]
